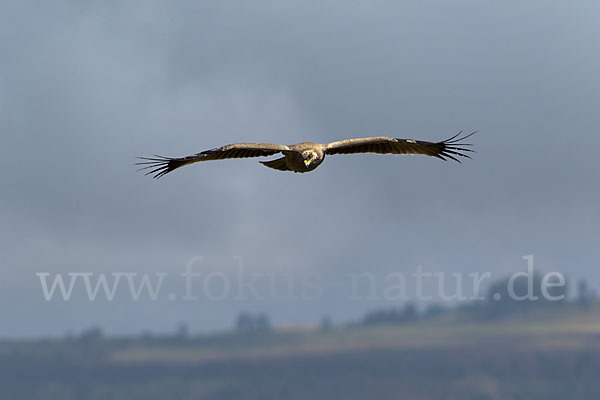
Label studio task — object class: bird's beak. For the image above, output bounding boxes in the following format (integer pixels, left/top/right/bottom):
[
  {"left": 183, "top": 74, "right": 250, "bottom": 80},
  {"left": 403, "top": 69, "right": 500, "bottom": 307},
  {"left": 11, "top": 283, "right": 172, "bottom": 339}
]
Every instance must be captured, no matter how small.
[{"left": 304, "top": 159, "right": 311, "bottom": 168}]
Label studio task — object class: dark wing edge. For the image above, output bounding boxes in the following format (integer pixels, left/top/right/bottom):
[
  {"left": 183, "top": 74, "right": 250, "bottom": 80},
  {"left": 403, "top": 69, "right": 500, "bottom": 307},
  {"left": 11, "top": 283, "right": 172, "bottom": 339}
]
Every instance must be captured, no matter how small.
[
  {"left": 135, "top": 143, "right": 288, "bottom": 179},
  {"left": 430, "top": 130, "right": 476, "bottom": 163},
  {"left": 135, "top": 154, "right": 197, "bottom": 179}
]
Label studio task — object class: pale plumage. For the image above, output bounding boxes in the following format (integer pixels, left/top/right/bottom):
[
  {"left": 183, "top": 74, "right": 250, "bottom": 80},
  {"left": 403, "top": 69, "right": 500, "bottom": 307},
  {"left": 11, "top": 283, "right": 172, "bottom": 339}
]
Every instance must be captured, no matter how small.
[{"left": 136, "top": 131, "right": 475, "bottom": 178}]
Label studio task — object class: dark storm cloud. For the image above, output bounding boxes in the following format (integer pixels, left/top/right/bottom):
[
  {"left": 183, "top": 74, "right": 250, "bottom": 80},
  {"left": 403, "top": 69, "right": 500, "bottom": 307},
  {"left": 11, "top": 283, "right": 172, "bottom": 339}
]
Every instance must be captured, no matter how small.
[{"left": 1, "top": 0, "right": 599, "bottom": 336}]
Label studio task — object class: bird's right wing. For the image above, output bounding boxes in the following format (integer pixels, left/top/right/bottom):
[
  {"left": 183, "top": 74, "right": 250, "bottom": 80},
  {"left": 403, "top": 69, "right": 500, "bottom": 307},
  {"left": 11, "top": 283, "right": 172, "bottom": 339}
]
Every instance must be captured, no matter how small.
[{"left": 136, "top": 143, "right": 290, "bottom": 178}]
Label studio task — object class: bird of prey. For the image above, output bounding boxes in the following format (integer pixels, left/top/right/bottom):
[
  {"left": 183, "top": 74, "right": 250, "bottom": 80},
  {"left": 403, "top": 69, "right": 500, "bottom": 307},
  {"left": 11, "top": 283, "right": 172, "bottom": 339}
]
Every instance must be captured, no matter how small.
[{"left": 136, "top": 131, "right": 475, "bottom": 178}]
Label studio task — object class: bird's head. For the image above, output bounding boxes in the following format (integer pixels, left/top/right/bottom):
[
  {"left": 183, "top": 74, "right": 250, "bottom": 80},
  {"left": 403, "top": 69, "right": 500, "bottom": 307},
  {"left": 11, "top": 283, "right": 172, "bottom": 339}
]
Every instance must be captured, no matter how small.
[{"left": 302, "top": 150, "right": 318, "bottom": 168}]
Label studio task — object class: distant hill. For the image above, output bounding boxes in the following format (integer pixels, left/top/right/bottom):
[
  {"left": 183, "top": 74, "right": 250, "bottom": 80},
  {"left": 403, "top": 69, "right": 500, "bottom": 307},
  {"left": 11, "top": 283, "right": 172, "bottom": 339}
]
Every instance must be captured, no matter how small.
[{"left": 3, "top": 304, "right": 600, "bottom": 399}]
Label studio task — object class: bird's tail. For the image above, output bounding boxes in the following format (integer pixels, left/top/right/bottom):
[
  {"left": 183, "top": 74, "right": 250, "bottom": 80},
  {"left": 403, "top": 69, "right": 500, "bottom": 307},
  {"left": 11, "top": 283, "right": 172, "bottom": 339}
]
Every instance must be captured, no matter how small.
[{"left": 259, "top": 157, "right": 291, "bottom": 171}]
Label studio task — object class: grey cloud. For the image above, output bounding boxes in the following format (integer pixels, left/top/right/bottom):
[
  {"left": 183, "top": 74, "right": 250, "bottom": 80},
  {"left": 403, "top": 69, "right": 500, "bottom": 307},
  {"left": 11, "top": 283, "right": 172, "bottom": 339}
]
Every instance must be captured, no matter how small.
[{"left": 1, "top": 0, "right": 599, "bottom": 336}]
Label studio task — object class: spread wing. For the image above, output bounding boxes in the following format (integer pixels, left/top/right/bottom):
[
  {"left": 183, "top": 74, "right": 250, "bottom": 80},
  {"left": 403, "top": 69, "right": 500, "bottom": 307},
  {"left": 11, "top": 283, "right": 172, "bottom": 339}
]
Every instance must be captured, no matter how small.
[
  {"left": 325, "top": 131, "right": 475, "bottom": 162},
  {"left": 136, "top": 143, "right": 290, "bottom": 178}
]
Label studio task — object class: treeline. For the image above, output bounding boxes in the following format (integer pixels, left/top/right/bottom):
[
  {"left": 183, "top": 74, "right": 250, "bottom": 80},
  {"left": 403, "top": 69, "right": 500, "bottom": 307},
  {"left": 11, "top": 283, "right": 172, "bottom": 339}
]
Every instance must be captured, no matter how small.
[
  {"left": 25, "top": 274, "right": 597, "bottom": 342},
  {"left": 357, "top": 275, "right": 595, "bottom": 327}
]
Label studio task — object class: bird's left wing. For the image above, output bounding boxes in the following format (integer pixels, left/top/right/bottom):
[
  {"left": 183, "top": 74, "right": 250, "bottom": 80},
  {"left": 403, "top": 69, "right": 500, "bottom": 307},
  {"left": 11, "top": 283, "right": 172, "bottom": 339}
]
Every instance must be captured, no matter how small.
[
  {"left": 325, "top": 131, "right": 475, "bottom": 162},
  {"left": 136, "top": 143, "right": 290, "bottom": 178}
]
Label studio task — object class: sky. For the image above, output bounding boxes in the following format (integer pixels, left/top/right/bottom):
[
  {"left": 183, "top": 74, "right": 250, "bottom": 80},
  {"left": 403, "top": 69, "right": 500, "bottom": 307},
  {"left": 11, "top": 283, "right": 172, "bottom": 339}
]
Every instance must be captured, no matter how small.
[{"left": 1, "top": 0, "right": 599, "bottom": 338}]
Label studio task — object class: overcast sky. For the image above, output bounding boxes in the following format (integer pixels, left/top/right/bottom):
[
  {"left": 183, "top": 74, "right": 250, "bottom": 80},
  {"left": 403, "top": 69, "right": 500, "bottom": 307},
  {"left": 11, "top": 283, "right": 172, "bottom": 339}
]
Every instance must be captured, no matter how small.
[{"left": 1, "top": 0, "right": 599, "bottom": 337}]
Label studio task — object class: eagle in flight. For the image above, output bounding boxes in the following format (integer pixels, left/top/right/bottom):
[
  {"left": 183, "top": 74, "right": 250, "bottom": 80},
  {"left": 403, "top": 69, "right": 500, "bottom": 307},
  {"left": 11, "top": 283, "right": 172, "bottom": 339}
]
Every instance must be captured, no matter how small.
[{"left": 136, "top": 131, "right": 475, "bottom": 178}]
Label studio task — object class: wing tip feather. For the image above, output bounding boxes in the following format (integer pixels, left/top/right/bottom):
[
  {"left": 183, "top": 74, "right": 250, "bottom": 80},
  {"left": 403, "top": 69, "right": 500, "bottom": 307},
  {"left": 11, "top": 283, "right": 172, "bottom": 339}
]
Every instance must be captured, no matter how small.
[
  {"left": 439, "top": 130, "right": 476, "bottom": 163},
  {"left": 135, "top": 156, "right": 182, "bottom": 179}
]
